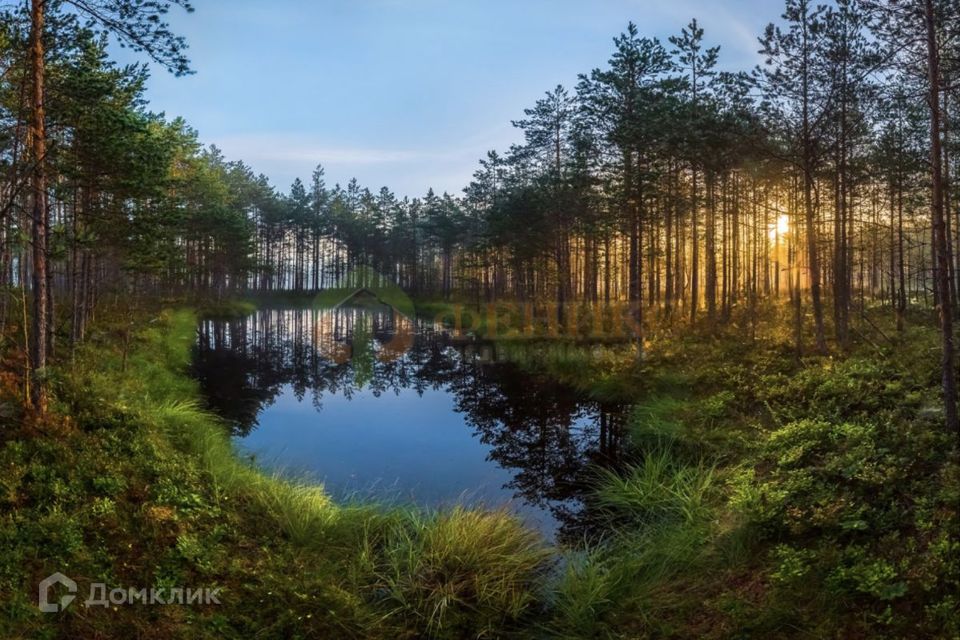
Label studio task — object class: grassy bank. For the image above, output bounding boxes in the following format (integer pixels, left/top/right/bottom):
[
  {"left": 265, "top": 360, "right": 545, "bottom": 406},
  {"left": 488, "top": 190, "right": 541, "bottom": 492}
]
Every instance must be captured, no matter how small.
[
  {"left": 502, "top": 310, "right": 959, "bottom": 638},
  {"left": 0, "top": 306, "right": 956, "bottom": 638},
  {"left": 0, "top": 309, "right": 550, "bottom": 639}
]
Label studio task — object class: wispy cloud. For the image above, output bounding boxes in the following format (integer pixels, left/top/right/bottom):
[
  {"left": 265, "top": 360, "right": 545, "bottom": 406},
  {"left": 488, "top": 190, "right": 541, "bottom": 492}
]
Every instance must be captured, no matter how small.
[
  {"left": 213, "top": 134, "right": 424, "bottom": 165},
  {"left": 214, "top": 131, "right": 519, "bottom": 167},
  {"left": 205, "top": 130, "right": 516, "bottom": 195}
]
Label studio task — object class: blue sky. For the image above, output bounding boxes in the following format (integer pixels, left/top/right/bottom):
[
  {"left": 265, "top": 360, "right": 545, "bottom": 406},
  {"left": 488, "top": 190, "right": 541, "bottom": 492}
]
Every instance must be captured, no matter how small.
[{"left": 128, "top": 0, "right": 774, "bottom": 198}]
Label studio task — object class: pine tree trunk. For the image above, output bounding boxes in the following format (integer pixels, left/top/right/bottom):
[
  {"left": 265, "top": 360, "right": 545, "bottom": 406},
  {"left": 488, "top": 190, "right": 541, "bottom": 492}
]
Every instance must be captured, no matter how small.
[
  {"left": 28, "top": 0, "right": 48, "bottom": 413},
  {"left": 690, "top": 165, "right": 699, "bottom": 324},
  {"left": 706, "top": 173, "right": 717, "bottom": 323},
  {"left": 925, "top": 0, "right": 959, "bottom": 437}
]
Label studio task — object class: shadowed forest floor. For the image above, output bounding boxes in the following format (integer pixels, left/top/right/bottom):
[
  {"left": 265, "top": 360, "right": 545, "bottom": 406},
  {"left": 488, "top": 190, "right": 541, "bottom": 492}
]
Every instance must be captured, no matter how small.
[{"left": 0, "top": 303, "right": 957, "bottom": 639}]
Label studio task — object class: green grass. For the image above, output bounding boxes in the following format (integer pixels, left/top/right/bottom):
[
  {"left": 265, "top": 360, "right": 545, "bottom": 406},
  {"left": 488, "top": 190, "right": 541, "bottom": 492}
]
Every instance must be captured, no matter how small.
[
  {"left": 372, "top": 507, "right": 551, "bottom": 639},
  {"left": 543, "top": 440, "right": 720, "bottom": 638},
  {"left": 1, "top": 303, "right": 956, "bottom": 638},
  {"left": 594, "top": 447, "right": 715, "bottom": 527},
  {"left": 0, "top": 309, "right": 552, "bottom": 639}
]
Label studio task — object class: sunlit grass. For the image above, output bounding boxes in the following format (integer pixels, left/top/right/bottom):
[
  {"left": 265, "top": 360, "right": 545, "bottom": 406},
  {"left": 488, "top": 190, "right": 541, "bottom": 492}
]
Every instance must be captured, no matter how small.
[
  {"left": 67, "top": 311, "right": 362, "bottom": 549},
  {"left": 372, "top": 507, "right": 551, "bottom": 638}
]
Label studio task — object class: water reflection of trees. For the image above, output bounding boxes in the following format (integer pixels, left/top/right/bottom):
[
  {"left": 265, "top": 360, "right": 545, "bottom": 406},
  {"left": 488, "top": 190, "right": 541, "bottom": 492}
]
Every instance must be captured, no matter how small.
[{"left": 193, "top": 307, "right": 625, "bottom": 541}]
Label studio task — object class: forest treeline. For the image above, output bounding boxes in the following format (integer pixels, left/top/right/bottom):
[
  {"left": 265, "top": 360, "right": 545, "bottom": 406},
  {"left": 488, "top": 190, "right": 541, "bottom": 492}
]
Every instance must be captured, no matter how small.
[{"left": 2, "top": 0, "right": 960, "bottom": 433}]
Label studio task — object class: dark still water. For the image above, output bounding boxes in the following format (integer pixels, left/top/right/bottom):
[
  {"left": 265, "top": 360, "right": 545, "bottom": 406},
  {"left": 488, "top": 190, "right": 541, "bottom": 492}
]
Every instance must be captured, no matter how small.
[{"left": 192, "top": 304, "right": 625, "bottom": 541}]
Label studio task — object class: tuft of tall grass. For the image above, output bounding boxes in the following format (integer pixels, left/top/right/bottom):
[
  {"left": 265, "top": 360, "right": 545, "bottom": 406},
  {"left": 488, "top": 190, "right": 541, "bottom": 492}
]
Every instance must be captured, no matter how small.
[
  {"left": 595, "top": 447, "right": 715, "bottom": 527},
  {"left": 547, "top": 549, "right": 620, "bottom": 639},
  {"left": 627, "top": 395, "right": 688, "bottom": 445},
  {"left": 372, "top": 507, "right": 551, "bottom": 639},
  {"left": 547, "top": 445, "right": 720, "bottom": 635},
  {"left": 546, "top": 515, "right": 719, "bottom": 638}
]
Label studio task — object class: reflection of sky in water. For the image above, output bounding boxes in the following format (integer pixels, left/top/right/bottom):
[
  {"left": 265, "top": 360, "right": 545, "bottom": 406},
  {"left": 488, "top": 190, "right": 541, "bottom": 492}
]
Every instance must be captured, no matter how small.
[{"left": 237, "top": 383, "right": 563, "bottom": 534}]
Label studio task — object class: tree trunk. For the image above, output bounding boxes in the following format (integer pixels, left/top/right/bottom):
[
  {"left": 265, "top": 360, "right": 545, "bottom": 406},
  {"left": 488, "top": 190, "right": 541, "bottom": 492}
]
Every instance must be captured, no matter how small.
[
  {"left": 925, "top": 0, "right": 959, "bottom": 437},
  {"left": 29, "top": 0, "right": 48, "bottom": 413},
  {"left": 690, "top": 165, "right": 699, "bottom": 324}
]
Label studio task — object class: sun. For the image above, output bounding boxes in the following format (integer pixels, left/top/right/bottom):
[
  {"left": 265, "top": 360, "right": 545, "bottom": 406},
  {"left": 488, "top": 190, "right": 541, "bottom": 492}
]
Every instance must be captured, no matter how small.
[{"left": 770, "top": 214, "right": 790, "bottom": 241}]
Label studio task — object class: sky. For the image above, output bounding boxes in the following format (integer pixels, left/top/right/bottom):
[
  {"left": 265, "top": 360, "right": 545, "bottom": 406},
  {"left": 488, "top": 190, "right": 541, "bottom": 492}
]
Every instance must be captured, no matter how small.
[{"left": 122, "top": 0, "right": 775, "bottom": 199}]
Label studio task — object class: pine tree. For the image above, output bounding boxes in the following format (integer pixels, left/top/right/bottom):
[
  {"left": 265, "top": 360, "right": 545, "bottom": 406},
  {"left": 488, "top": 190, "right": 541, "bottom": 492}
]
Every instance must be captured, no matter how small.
[{"left": 18, "top": 0, "right": 194, "bottom": 411}]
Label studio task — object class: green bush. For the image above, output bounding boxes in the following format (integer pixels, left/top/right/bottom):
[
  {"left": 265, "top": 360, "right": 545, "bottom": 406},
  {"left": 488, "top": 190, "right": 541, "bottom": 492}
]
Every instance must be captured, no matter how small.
[
  {"left": 757, "top": 358, "right": 925, "bottom": 424},
  {"left": 732, "top": 416, "right": 959, "bottom": 635}
]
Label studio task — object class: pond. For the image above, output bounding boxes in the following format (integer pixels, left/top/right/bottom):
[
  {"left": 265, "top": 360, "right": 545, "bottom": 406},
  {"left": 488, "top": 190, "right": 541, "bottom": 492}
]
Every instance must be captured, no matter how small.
[{"left": 192, "top": 303, "right": 625, "bottom": 541}]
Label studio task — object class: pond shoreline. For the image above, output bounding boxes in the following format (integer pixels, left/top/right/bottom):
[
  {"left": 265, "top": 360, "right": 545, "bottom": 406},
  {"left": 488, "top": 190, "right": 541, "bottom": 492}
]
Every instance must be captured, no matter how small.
[
  {"left": 193, "top": 303, "right": 630, "bottom": 541},
  {"left": 2, "top": 304, "right": 956, "bottom": 638}
]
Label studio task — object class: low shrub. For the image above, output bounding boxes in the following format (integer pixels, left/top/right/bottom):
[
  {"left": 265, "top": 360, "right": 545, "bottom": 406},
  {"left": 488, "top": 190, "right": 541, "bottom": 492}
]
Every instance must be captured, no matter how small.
[{"left": 732, "top": 416, "right": 959, "bottom": 636}]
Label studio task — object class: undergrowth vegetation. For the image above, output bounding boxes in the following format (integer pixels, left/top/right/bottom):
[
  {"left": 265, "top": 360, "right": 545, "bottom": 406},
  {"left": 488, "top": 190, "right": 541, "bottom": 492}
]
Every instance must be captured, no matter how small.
[
  {"left": 501, "top": 305, "right": 958, "bottom": 638},
  {"left": 0, "top": 305, "right": 956, "bottom": 638},
  {"left": 0, "top": 310, "right": 550, "bottom": 639}
]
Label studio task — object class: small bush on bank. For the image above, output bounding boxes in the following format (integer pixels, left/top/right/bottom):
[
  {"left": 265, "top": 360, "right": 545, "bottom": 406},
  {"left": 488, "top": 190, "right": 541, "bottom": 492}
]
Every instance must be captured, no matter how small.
[{"left": 732, "top": 415, "right": 959, "bottom": 636}]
